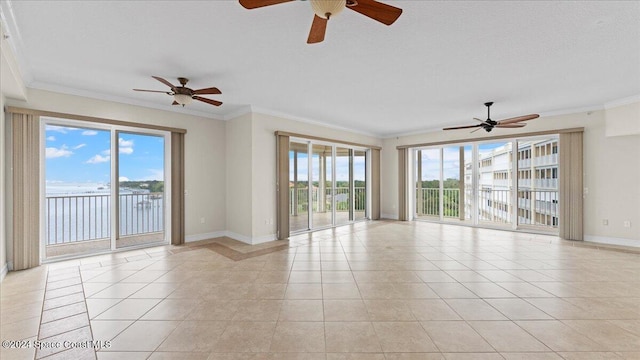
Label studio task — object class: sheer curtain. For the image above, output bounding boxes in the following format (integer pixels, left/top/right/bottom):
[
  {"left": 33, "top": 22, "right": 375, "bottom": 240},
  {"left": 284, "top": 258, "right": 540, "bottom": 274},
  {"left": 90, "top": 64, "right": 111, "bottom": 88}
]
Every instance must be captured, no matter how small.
[
  {"left": 559, "top": 131, "right": 584, "bottom": 240},
  {"left": 171, "top": 132, "right": 185, "bottom": 245},
  {"left": 398, "top": 148, "right": 409, "bottom": 221},
  {"left": 276, "top": 134, "right": 290, "bottom": 240},
  {"left": 9, "top": 111, "right": 41, "bottom": 270},
  {"left": 371, "top": 148, "right": 381, "bottom": 220}
]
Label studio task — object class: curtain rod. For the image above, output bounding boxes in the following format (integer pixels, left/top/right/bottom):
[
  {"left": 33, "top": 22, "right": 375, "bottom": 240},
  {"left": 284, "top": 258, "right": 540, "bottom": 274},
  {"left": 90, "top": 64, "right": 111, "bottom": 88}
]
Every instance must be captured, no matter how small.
[
  {"left": 275, "top": 131, "right": 382, "bottom": 150},
  {"left": 5, "top": 106, "right": 187, "bottom": 134},
  {"left": 395, "top": 127, "right": 584, "bottom": 149}
]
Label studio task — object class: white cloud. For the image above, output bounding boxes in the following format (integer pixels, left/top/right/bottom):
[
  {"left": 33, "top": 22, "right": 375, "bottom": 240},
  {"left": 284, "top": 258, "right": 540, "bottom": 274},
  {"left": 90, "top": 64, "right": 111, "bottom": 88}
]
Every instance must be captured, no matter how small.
[
  {"left": 119, "top": 138, "right": 134, "bottom": 154},
  {"left": 46, "top": 146, "right": 73, "bottom": 159},
  {"left": 86, "top": 154, "right": 110, "bottom": 164},
  {"left": 119, "top": 138, "right": 133, "bottom": 147},
  {"left": 102, "top": 149, "right": 111, "bottom": 155},
  {"left": 82, "top": 130, "right": 98, "bottom": 136},
  {"left": 46, "top": 125, "right": 79, "bottom": 134},
  {"left": 119, "top": 176, "right": 129, "bottom": 182},
  {"left": 46, "top": 136, "right": 56, "bottom": 141},
  {"left": 73, "top": 144, "right": 87, "bottom": 150},
  {"left": 119, "top": 147, "right": 134, "bottom": 155}
]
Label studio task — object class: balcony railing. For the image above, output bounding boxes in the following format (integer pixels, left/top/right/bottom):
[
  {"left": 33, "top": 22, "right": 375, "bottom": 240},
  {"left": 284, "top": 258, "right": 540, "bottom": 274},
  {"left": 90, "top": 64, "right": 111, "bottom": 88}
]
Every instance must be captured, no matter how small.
[
  {"left": 289, "top": 187, "right": 366, "bottom": 215},
  {"left": 415, "top": 187, "right": 558, "bottom": 229},
  {"left": 45, "top": 193, "right": 164, "bottom": 245},
  {"left": 416, "top": 188, "right": 461, "bottom": 218}
]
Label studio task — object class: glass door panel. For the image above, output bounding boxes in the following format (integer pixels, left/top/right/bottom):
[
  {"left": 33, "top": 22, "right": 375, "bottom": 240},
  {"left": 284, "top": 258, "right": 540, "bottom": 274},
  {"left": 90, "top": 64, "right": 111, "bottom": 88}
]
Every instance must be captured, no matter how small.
[
  {"left": 354, "top": 150, "right": 367, "bottom": 221},
  {"left": 517, "top": 137, "right": 559, "bottom": 230},
  {"left": 289, "top": 142, "right": 309, "bottom": 232},
  {"left": 477, "top": 141, "right": 512, "bottom": 226},
  {"left": 442, "top": 145, "right": 472, "bottom": 223},
  {"left": 116, "top": 132, "right": 166, "bottom": 249},
  {"left": 335, "top": 147, "right": 352, "bottom": 225},
  {"left": 415, "top": 149, "right": 441, "bottom": 219},
  {"left": 44, "top": 124, "right": 112, "bottom": 259},
  {"left": 312, "top": 144, "right": 333, "bottom": 229}
]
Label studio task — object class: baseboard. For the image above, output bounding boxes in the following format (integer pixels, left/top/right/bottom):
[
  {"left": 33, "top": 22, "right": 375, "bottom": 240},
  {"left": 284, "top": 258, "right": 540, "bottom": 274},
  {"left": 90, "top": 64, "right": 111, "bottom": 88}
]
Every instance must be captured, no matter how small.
[
  {"left": 185, "top": 231, "right": 227, "bottom": 243},
  {"left": 0, "top": 263, "right": 8, "bottom": 283},
  {"left": 224, "top": 231, "right": 277, "bottom": 245},
  {"left": 584, "top": 235, "right": 640, "bottom": 248},
  {"left": 251, "top": 233, "right": 278, "bottom": 245},
  {"left": 381, "top": 213, "right": 399, "bottom": 220}
]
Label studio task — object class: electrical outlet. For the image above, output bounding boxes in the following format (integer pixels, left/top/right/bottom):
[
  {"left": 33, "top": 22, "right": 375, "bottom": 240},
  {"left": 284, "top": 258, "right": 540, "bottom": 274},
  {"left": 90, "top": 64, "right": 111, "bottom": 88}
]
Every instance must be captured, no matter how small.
[
  {"left": 583, "top": 187, "right": 589, "bottom": 195},
  {"left": 200, "top": 217, "right": 205, "bottom": 224},
  {"left": 602, "top": 219, "right": 608, "bottom": 226},
  {"left": 623, "top": 220, "right": 631, "bottom": 228}
]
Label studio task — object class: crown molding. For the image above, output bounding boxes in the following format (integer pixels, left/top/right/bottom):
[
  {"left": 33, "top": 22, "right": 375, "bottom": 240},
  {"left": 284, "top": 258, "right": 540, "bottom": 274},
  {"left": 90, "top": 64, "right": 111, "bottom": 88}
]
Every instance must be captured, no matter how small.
[
  {"left": 604, "top": 94, "right": 640, "bottom": 109},
  {"left": 29, "top": 81, "right": 227, "bottom": 121},
  {"left": 222, "top": 105, "right": 252, "bottom": 121},
  {"left": 251, "top": 106, "right": 382, "bottom": 138},
  {"left": 0, "top": 0, "right": 33, "bottom": 84},
  {"left": 382, "top": 104, "right": 606, "bottom": 139}
]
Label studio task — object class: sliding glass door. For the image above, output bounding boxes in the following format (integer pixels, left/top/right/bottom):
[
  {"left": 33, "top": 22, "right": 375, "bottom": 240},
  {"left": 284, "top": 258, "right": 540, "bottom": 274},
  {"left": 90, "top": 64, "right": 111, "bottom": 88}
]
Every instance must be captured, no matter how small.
[
  {"left": 116, "top": 132, "right": 166, "bottom": 249},
  {"left": 412, "top": 136, "right": 559, "bottom": 233},
  {"left": 335, "top": 147, "right": 352, "bottom": 226},
  {"left": 43, "top": 118, "right": 170, "bottom": 260},
  {"left": 312, "top": 144, "right": 333, "bottom": 228},
  {"left": 354, "top": 150, "right": 367, "bottom": 221},
  {"left": 44, "top": 123, "right": 112, "bottom": 259},
  {"left": 289, "top": 139, "right": 370, "bottom": 233},
  {"left": 477, "top": 141, "right": 513, "bottom": 227},
  {"left": 289, "top": 141, "right": 309, "bottom": 232}
]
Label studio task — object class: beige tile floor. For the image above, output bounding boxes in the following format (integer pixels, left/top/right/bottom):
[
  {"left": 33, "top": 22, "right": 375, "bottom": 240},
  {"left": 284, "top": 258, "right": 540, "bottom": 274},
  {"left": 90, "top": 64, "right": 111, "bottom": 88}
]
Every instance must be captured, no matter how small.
[{"left": 1, "top": 221, "right": 640, "bottom": 360}]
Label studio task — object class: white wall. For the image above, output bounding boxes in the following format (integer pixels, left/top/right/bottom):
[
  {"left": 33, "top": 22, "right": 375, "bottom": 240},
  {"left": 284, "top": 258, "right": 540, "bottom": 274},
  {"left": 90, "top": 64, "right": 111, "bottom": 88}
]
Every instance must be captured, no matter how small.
[
  {"left": 4, "top": 88, "right": 228, "bottom": 244},
  {"left": 225, "top": 113, "right": 253, "bottom": 240},
  {"left": 606, "top": 100, "right": 640, "bottom": 137},
  {"left": 381, "top": 106, "right": 640, "bottom": 245}
]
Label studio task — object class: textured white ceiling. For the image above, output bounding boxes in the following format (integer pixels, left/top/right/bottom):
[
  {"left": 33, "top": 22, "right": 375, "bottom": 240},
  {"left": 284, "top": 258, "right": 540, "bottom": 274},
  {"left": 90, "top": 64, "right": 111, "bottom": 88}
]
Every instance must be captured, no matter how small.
[{"left": 2, "top": 0, "right": 639, "bottom": 136}]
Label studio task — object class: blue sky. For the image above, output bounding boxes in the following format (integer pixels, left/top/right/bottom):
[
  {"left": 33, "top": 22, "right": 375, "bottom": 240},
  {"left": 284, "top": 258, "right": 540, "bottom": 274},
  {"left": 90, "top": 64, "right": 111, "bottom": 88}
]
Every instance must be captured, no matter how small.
[
  {"left": 45, "top": 125, "right": 164, "bottom": 184},
  {"left": 420, "top": 142, "right": 509, "bottom": 181},
  {"left": 289, "top": 152, "right": 366, "bottom": 182},
  {"left": 420, "top": 146, "right": 472, "bottom": 181}
]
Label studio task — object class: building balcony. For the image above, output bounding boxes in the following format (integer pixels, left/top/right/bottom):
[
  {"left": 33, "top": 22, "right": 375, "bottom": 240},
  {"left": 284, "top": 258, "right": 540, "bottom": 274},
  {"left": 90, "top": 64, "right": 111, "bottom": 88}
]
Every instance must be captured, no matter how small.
[
  {"left": 534, "top": 178, "right": 558, "bottom": 189},
  {"left": 534, "top": 154, "right": 558, "bottom": 166}
]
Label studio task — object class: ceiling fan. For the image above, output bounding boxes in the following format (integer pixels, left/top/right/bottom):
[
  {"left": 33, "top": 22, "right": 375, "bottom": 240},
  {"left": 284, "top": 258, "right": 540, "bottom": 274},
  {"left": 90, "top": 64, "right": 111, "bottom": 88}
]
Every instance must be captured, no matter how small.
[
  {"left": 133, "top": 76, "right": 222, "bottom": 107},
  {"left": 443, "top": 102, "right": 539, "bottom": 133},
  {"left": 239, "top": 0, "right": 403, "bottom": 44}
]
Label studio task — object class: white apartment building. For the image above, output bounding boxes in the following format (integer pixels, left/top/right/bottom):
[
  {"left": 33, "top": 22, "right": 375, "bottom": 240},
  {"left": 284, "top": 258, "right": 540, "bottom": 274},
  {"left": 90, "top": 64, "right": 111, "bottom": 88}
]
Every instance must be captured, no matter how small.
[{"left": 473, "top": 138, "right": 559, "bottom": 230}]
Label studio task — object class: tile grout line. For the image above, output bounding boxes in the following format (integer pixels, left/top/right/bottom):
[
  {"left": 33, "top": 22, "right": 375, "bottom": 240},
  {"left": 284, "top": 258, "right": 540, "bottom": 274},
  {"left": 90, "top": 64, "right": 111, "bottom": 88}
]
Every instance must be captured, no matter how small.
[{"left": 35, "top": 266, "right": 96, "bottom": 360}]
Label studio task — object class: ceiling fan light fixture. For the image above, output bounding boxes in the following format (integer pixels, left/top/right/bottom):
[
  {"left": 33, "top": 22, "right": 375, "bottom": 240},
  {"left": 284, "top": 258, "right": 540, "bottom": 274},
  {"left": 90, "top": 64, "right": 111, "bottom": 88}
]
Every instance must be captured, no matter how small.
[
  {"left": 311, "top": 0, "right": 346, "bottom": 19},
  {"left": 174, "top": 94, "right": 193, "bottom": 105}
]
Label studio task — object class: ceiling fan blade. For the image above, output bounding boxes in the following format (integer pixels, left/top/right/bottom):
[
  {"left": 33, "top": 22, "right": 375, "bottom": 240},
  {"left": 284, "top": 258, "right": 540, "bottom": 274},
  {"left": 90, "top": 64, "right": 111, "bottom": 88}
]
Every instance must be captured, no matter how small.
[
  {"left": 239, "top": 0, "right": 293, "bottom": 9},
  {"left": 473, "top": 117, "right": 490, "bottom": 125},
  {"left": 152, "top": 76, "right": 176, "bottom": 90},
  {"left": 443, "top": 124, "right": 483, "bottom": 130},
  {"left": 308, "top": 15, "right": 328, "bottom": 44},
  {"left": 133, "top": 89, "right": 171, "bottom": 94},
  {"left": 495, "top": 123, "right": 527, "bottom": 128},
  {"left": 346, "top": 0, "right": 403, "bottom": 25},
  {"left": 193, "top": 87, "right": 222, "bottom": 95},
  {"left": 193, "top": 96, "right": 223, "bottom": 107},
  {"left": 497, "top": 114, "right": 539, "bottom": 125}
]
